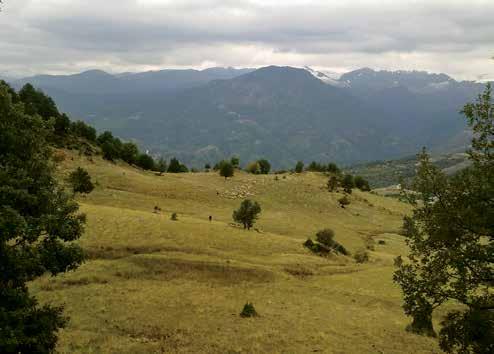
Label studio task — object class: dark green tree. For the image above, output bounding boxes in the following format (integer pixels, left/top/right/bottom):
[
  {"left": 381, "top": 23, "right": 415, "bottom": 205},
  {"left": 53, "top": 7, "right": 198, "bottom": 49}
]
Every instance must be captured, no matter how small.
[
  {"left": 120, "top": 142, "right": 139, "bottom": 165},
  {"left": 18, "top": 83, "right": 59, "bottom": 120},
  {"left": 68, "top": 167, "right": 94, "bottom": 194},
  {"left": 232, "top": 199, "right": 261, "bottom": 230},
  {"left": 219, "top": 161, "right": 234, "bottom": 179},
  {"left": 257, "top": 159, "right": 271, "bottom": 174},
  {"left": 341, "top": 174, "right": 355, "bottom": 194},
  {"left": 167, "top": 157, "right": 182, "bottom": 173},
  {"left": 71, "top": 120, "right": 96, "bottom": 142},
  {"left": 393, "top": 84, "right": 494, "bottom": 353},
  {"left": 354, "top": 176, "right": 371, "bottom": 191},
  {"left": 0, "top": 84, "right": 85, "bottom": 353},
  {"left": 327, "top": 162, "right": 340, "bottom": 174},
  {"left": 295, "top": 161, "right": 304, "bottom": 173},
  {"left": 156, "top": 157, "right": 167, "bottom": 175},
  {"left": 136, "top": 153, "right": 155, "bottom": 171},
  {"left": 231, "top": 156, "right": 240, "bottom": 168},
  {"left": 327, "top": 175, "right": 339, "bottom": 192}
]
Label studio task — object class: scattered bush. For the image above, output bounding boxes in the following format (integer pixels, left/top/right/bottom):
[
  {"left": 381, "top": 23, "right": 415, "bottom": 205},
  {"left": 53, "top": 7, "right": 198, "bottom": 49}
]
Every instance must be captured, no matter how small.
[
  {"left": 326, "top": 162, "right": 340, "bottom": 174},
  {"left": 232, "top": 199, "right": 261, "bottom": 230},
  {"left": 245, "top": 161, "right": 261, "bottom": 174},
  {"left": 171, "top": 212, "right": 178, "bottom": 221},
  {"left": 68, "top": 167, "right": 94, "bottom": 194},
  {"left": 378, "top": 240, "right": 386, "bottom": 245},
  {"left": 327, "top": 175, "right": 339, "bottom": 192},
  {"left": 167, "top": 157, "right": 188, "bottom": 173},
  {"left": 240, "top": 302, "right": 258, "bottom": 318},
  {"left": 364, "top": 235, "right": 375, "bottom": 251},
  {"left": 341, "top": 174, "right": 355, "bottom": 194},
  {"left": 230, "top": 156, "right": 240, "bottom": 168},
  {"left": 354, "top": 249, "right": 370, "bottom": 263},
  {"left": 257, "top": 159, "right": 271, "bottom": 174},
  {"left": 338, "top": 195, "right": 351, "bottom": 208},
  {"left": 295, "top": 161, "right": 304, "bottom": 173},
  {"left": 136, "top": 153, "right": 155, "bottom": 171},
  {"left": 219, "top": 161, "right": 234, "bottom": 179},
  {"left": 354, "top": 176, "right": 371, "bottom": 191},
  {"left": 304, "top": 229, "right": 348, "bottom": 256}
]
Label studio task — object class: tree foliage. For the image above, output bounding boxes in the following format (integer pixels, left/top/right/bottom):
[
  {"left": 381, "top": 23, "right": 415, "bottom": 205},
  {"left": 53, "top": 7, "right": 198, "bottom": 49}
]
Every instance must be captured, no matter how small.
[
  {"left": 232, "top": 199, "right": 261, "bottom": 230},
  {"left": 68, "top": 167, "right": 94, "bottom": 194},
  {"left": 341, "top": 174, "right": 355, "bottom": 194},
  {"left": 0, "top": 83, "right": 86, "bottom": 353},
  {"left": 393, "top": 84, "right": 494, "bottom": 353},
  {"left": 219, "top": 161, "right": 234, "bottom": 179},
  {"left": 257, "top": 159, "right": 271, "bottom": 174},
  {"left": 295, "top": 161, "right": 304, "bottom": 173}
]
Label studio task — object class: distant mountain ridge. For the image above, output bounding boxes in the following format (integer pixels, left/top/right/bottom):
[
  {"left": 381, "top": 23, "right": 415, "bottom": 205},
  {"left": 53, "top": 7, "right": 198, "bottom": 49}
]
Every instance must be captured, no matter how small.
[{"left": 12, "top": 65, "right": 487, "bottom": 168}]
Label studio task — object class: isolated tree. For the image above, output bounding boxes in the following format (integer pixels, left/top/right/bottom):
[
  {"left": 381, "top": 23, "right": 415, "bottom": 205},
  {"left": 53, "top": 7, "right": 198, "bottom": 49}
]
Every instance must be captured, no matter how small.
[
  {"left": 231, "top": 156, "right": 240, "bottom": 168},
  {"left": 0, "top": 84, "right": 85, "bottom": 353},
  {"left": 233, "top": 199, "right": 261, "bottom": 230},
  {"left": 341, "top": 174, "right": 355, "bottom": 194},
  {"left": 219, "top": 161, "right": 234, "bottom": 179},
  {"left": 167, "top": 157, "right": 182, "bottom": 173},
  {"left": 354, "top": 176, "right": 371, "bottom": 191},
  {"left": 327, "top": 175, "right": 339, "bottom": 192},
  {"left": 68, "top": 167, "right": 94, "bottom": 194},
  {"left": 393, "top": 84, "right": 494, "bottom": 353},
  {"left": 295, "top": 161, "right": 304, "bottom": 173},
  {"left": 204, "top": 163, "right": 211, "bottom": 171},
  {"left": 257, "top": 159, "right": 271, "bottom": 174}
]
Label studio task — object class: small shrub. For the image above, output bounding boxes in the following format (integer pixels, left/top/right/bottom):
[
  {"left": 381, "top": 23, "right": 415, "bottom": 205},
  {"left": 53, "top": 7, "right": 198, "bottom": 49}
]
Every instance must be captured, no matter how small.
[
  {"left": 338, "top": 195, "right": 350, "bottom": 208},
  {"left": 305, "top": 229, "right": 349, "bottom": 256},
  {"left": 354, "top": 249, "right": 369, "bottom": 263},
  {"left": 240, "top": 302, "right": 258, "bottom": 318},
  {"left": 171, "top": 212, "right": 178, "bottom": 221},
  {"left": 378, "top": 240, "right": 386, "bottom": 245},
  {"left": 364, "top": 235, "right": 375, "bottom": 251}
]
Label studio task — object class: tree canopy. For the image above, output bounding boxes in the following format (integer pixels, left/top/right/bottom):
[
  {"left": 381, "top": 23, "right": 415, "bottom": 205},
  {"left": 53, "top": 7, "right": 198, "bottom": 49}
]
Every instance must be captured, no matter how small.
[
  {"left": 0, "top": 83, "right": 86, "bottom": 353},
  {"left": 393, "top": 84, "right": 494, "bottom": 353},
  {"left": 232, "top": 199, "right": 261, "bottom": 230}
]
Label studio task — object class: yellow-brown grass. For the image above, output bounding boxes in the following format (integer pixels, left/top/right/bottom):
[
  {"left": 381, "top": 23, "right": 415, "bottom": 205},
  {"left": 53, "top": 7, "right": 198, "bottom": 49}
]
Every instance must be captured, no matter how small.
[{"left": 29, "top": 150, "right": 442, "bottom": 353}]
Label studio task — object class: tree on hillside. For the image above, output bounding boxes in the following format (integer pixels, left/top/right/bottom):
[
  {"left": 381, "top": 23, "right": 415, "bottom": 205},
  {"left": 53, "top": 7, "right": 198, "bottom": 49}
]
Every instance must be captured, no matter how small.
[
  {"left": 327, "top": 175, "right": 339, "bottom": 192},
  {"left": 354, "top": 176, "right": 371, "bottom": 191},
  {"left": 341, "top": 174, "right": 355, "bottom": 194},
  {"left": 167, "top": 157, "right": 188, "bottom": 173},
  {"left": 136, "top": 153, "right": 155, "bottom": 171},
  {"left": 393, "top": 84, "right": 494, "bottom": 353},
  {"left": 68, "top": 167, "right": 94, "bottom": 194},
  {"left": 257, "top": 159, "right": 271, "bottom": 174},
  {"left": 219, "top": 161, "right": 234, "bottom": 179},
  {"left": 71, "top": 120, "right": 97, "bottom": 142},
  {"left": 246, "top": 161, "right": 261, "bottom": 174},
  {"left": 233, "top": 199, "right": 261, "bottom": 230},
  {"left": 121, "top": 142, "right": 139, "bottom": 165},
  {"left": 18, "top": 83, "right": 59, "bottom": 120},
  {"left": 0, "top": 84, "right": 86, "bottom": 353},
  {"left": 231, "top": 156, "right": 240, "bottom": 168},
  {"left": 156, "top": 157, "right": 167, "bottom": 175},
  {"left": 327, "top": 162, "right": 340, "bottom": 174},
  {"left": 295, "top": 161, "right": 304, "bottom": 173}
]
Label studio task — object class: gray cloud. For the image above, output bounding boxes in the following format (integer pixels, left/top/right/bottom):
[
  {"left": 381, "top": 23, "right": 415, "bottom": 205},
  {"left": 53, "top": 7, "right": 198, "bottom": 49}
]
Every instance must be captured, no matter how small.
[{"left": 0, "top": 0, "right": 492, "bottom": 80}]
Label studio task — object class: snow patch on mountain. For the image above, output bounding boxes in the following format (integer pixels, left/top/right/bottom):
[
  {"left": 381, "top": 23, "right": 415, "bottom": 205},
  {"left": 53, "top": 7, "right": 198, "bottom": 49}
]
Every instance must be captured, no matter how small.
[{"left": 303, "top": 66, "right": 348, "bottom": 87}]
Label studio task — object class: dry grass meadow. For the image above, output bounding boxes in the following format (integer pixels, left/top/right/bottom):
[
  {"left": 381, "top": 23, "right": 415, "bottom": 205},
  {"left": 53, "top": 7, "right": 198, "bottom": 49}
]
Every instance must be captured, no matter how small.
[{"left": 29, "top": 150, "right": 443, "bottom": 353}]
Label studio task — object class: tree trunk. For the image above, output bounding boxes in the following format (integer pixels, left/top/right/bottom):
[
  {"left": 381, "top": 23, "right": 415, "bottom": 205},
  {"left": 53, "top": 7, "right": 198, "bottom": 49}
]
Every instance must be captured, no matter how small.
[{"left": 406, "top": 306, "right": 436, "bottom": 337}]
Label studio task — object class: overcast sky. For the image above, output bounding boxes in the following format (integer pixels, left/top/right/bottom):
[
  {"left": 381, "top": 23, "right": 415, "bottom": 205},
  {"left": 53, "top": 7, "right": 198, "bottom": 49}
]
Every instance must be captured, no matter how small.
[{"left": 0, "top": 0, "right": 492, "bottom": 80}]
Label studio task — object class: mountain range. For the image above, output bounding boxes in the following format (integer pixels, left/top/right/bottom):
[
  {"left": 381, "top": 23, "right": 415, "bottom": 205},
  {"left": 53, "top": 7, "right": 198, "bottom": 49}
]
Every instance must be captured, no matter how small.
[{"left": 10, "top": 66, "right": 487, "bottom": 168}]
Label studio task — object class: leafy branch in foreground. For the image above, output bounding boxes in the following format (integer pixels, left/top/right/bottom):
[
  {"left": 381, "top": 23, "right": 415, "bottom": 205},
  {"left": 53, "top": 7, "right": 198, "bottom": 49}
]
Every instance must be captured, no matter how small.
[
  {"left": 393, "top": 84, "right": 493, "bottom": 353},
  {"left": 0, "top": 83, "right": 86, "bottom": 353}
]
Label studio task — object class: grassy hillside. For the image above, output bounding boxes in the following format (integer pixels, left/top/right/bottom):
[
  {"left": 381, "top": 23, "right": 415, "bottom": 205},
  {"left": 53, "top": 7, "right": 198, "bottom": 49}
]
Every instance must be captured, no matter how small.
[{"left": 30, "top": 150, "right": 444, "bottom": 353}]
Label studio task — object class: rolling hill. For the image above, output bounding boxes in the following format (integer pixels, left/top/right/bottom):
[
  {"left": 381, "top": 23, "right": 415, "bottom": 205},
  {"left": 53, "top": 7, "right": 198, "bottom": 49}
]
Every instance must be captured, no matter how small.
[{"left": 28, "top": 149, "right": 447, "bottom": 353}]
